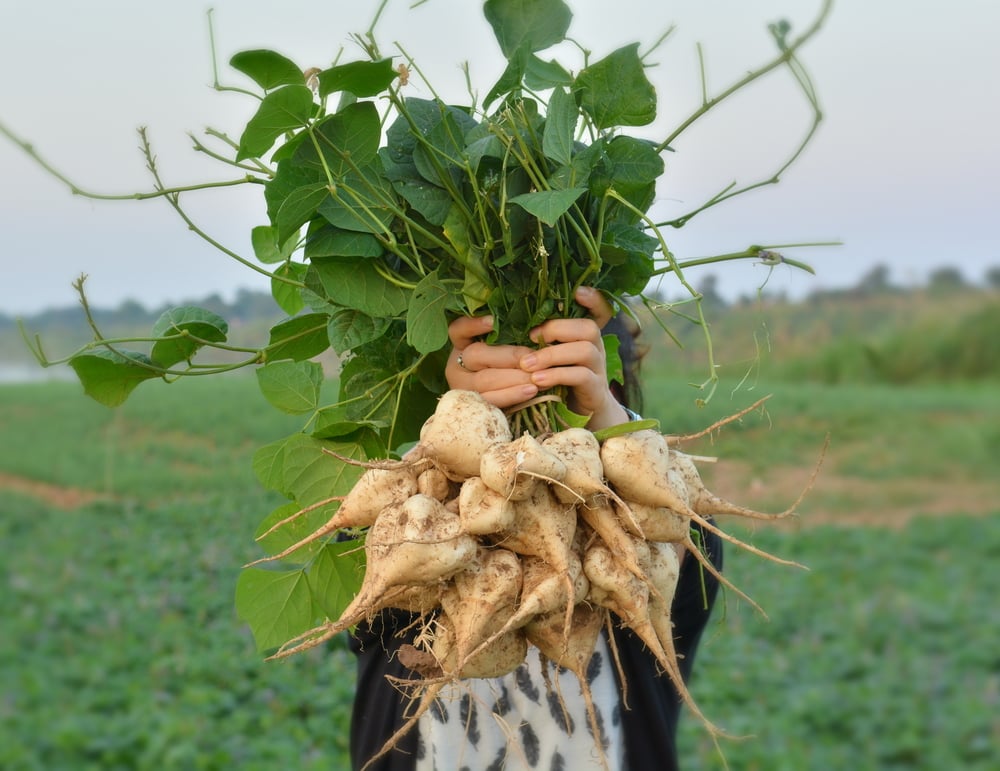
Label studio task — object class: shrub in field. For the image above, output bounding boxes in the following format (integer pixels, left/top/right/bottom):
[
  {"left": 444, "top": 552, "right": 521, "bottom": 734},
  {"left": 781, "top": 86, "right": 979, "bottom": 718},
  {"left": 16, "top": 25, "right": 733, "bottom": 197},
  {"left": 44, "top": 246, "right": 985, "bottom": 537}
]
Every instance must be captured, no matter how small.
[{"left": 4, "top": 0, "right": 833, "bottom": 764}]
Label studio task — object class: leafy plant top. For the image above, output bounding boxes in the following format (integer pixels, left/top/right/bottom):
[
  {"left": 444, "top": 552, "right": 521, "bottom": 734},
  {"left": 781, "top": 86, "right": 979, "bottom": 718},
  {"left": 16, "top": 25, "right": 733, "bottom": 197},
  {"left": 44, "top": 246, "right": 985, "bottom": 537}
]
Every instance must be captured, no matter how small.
[{"left": 5, "top": 0, "right": 834, "bottom": 651}]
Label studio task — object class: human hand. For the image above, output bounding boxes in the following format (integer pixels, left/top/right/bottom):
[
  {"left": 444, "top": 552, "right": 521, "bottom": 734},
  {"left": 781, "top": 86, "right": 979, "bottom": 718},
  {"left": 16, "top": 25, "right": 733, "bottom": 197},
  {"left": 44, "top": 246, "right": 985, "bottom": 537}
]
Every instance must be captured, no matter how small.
[{"left": 445, "top": 286, "right": 630, "bottom": 431}]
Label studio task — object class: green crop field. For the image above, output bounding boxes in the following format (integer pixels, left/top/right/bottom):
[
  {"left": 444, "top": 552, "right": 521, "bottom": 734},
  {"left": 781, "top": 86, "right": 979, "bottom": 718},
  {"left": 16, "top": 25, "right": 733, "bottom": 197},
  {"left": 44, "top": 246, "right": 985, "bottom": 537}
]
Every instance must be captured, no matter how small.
[{"left": 1, "top": 374, "right": 998, "bottom": 769}]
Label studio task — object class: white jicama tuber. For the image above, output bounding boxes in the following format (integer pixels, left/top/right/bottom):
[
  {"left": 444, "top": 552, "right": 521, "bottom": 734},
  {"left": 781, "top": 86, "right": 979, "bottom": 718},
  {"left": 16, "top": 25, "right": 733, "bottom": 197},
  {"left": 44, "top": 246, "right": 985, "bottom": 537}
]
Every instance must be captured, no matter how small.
[
  {"left": 419, "top": 390, "right": 512, "bottom": 480},
  {"left": 497, "top": 483, "right": 576, "bottom": 560},
  {"left": 541, "top": 427, "right": 607, "bottom": 504},
  {"left": 623, "top": 500, "right": 690, "bottom": 543},
  {"left": 479, "top": 432, "right": 567, "bottom": 501},
  {"left": 433, "top": 546, "right": 524, "bottom": 678},
  {"left": 267, "top": 494, "right": 477, "bottom": 660},
  {"left": 602, "top": 428, "right": 805, "bottom": 614},
  {"left": 417, "top": 466, "right": 453, "bottom": 502},
  {"left": 670, "top": 450, "right": 805, "bottom": 521},
  {"left": 600, "top": 429, "right": 690, "bottom": 513},
  {"left": 457, "top": 476, "right": 516, "bottom": 534},
  {"left": 246, "top": 463, "right": 421, "bottom": 566}
]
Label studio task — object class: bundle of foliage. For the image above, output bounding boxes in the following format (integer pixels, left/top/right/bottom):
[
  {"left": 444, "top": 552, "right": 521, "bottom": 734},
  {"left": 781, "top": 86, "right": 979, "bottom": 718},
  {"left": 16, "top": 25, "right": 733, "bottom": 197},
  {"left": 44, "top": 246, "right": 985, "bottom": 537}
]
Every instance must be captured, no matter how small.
[{"left": 6, "top": 0, "right": 832, "bottom": 761}]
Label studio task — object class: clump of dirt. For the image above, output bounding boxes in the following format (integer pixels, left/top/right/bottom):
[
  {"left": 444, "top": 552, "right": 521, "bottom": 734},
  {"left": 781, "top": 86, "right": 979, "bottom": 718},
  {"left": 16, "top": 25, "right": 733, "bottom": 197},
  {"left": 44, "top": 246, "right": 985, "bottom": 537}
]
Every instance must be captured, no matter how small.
[
  {"left": 701, "top": 459, "right": 1000, "bottom": 530},
  {"left": 0, "top": 473, "right": 106, "bottom": 510}
]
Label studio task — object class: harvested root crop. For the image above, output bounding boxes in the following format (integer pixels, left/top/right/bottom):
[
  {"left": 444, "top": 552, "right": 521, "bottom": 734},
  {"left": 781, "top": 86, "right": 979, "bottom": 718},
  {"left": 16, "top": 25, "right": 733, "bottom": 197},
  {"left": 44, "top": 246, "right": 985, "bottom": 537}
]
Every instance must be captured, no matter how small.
[{"left": 251, "top": 391, "right": 817, "bottom": 766}]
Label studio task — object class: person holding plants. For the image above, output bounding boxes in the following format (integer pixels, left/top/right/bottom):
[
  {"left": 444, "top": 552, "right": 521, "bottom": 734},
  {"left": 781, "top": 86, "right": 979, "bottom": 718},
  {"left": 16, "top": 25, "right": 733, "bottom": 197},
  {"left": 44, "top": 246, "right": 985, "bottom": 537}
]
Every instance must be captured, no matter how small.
[{"left": 348, "top": 286, "right": 724, "bottom": 771}]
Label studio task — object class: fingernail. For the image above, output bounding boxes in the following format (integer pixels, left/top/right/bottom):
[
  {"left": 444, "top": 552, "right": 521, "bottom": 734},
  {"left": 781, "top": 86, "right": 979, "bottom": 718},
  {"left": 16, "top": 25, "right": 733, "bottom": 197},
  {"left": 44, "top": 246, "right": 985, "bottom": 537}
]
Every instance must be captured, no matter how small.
[
  {"left": 481, "top": 315, "right": 494, "bottom": 328},
  {"left": 521, "top": 354, "right": 538, "bottom": 369}
]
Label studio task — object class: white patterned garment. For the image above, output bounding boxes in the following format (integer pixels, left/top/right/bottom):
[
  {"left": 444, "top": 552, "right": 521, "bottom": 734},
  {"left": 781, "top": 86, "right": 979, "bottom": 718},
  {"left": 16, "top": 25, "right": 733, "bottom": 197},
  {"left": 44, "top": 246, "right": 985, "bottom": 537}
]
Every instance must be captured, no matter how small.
[{"left": 415, "top": 634, "right": 625, "bottom": 770}]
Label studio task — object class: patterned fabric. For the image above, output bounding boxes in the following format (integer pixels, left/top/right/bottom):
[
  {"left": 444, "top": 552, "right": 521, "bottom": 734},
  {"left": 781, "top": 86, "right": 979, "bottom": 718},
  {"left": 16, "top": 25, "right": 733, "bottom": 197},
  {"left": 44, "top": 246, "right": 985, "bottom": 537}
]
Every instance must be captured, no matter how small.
[{"left": 415, "top": 636, "right": 624, "bottom": 771}]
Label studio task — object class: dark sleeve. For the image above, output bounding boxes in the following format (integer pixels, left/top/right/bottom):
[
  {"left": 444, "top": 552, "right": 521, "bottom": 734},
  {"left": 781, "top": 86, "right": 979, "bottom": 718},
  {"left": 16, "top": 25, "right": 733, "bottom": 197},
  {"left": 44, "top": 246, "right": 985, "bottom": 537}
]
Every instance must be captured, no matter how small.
[
  {"left": 611, "top": 522, "right": 724, "bottom": 771},
  {"left": 348, "top": 610, "right": 421, "bottom": 771}
]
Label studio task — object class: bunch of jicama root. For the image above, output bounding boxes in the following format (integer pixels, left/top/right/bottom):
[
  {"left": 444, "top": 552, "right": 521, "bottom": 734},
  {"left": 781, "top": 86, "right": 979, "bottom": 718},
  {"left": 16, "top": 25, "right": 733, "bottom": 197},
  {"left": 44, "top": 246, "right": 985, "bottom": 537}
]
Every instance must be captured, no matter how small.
[{"left": 251, "top": 389, "right": 813, "bottom": 767}]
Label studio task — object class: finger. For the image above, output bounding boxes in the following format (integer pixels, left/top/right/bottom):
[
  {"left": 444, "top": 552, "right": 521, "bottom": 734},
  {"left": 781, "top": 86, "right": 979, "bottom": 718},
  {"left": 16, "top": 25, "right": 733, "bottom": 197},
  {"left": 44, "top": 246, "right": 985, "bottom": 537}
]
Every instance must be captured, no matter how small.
[
  {"left": 574, "top": 286, "right": 614, "bottom": 329},
  {"left": 447, "top": 314, "right": 494, "bottom": 349},
  {"left": 527, "top": 364, "right": 602, "bottom": 393},
  {"left": 459, "top": 340, "right": 533, "bottom": 372},
  {"left": 519, "top": 340, "right": 604, "bottom": 376},
  {"left": 530, "top": 317, "right": 603, "bottom": 348},
  {"left": 446, "top": 350, "right": 535, "bottom": 391},
  {"left": 479, "top": 383, "right": 542, "bottom": 409}
]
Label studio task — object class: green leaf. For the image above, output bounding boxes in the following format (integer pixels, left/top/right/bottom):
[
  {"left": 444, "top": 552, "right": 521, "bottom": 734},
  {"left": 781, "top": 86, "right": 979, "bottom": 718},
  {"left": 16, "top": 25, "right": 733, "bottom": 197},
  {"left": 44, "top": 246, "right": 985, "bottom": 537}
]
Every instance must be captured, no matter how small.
[
  {"left": 603, "top": 334, "right": 624, "bottom": 386},
  {"left": 230, "top": 50, "right": 305, "bottom": 91},
  {"left": 238, "top": 85, "right": 315, "bottom": 161},
  {"left": 311, "top": 407, "right": 386, "bottom": 441},
  {"left": 149, "top": 306, "right": 229, "bottom": 368},
  {"left": 255, "top": 360, "right": 323, "bottom": 414},
  {"left": 542, "top": 86, "right": 577, "bottom": 166},
  {"left": 267, "top": 313, "right": 330, "bottom": 362},
  {"left": 575, "top": 44, "right": 657, "bottom": 129},
  {"left": 554, "top": 401, "right": 592, "bottom": 429},
  {"left": 309, "top": 542, "right": 366, "bottom": 621},
  {"left": 407, "top": 270, "right": 455, "bottom": 355},
  {"left": 412, "top": 109, "right": 477, "bottom": 189},
  {"left": 294, "top": 101, "right": 381, "bottom": 179},
  {"left": 305, "top": 222, "right": 383, "bottom": 259},
  {"left": 265, "top": 158, "right": 324, "bottom": 223},
  {"left": 392, "top": 176, "right": 453, "bottom": 226},
  {"left": 549, "top": 139, "right": 607, "bottom": 191},
  {"left": 253, "top": 433, "right": 366, "bottom": 505},
  {"left": 271, "top": 262, "right": 308, "bottom": 317},
  {"left": 524, "top": 55, "right": 573, "bottom": 90},
  {"left": 483, "top": 47, "right": 530, "bottom": 108},
  {"left": 253, "top": 501, "right": 334, "bottom": 563},
  {"left": 440, "top": 206, "right": 492, "bottom": 311},
  {"left": 317, "top": 58, "right": 398, "bottom": 98},
  {"left": 326, "top": 308, "right": 391, "bottom": 355},
  {"left": 605, "top": 135, "right": 664, "bottom": 185},
  {"left": 484, "top": 0, "right": 572, "bottom": 58},
  {"left": 275, "top": 182, "right": 330, "bottom": 245},
  {"left": 599, "top": 223, "right": 657, "bottom": 295},
  {"left": 509, "top": 187, "right": 586, "bottom": 226},
  {"left": 68, "top": 349, "right": 160, "bottom": 407},
  {"left": 315, "top": 163, "right": 396, "bottom": 234},
  {"left": 235, "top": 567, "right": 321, "bottom": 653},
  {"left": 251, "top": 225, "right": 297, "bottom": 264},
  {"left": 309, "top": 257, "right": 410, "bottom": 317}
]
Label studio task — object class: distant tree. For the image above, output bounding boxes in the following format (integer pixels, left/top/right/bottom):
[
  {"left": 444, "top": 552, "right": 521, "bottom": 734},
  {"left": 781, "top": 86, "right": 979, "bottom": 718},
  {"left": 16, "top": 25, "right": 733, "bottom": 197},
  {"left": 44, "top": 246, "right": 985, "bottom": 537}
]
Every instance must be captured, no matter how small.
[
  {"left": 854, "top": 263, "right": 894, "bottom": 295},
  {"left": 697, "top": 273, "right": 728, "bottom": 310},
  {"left": 115, "top": 298, "right": 150, "bottom": 324},
  {"left": 232, "top": 288, "right": 281, "bottom": 321},
  {"left": 985, "top": 265, "right": 1000, "bottom": 290},
  {"left": 927, "top": 266, "right": 967, "bottom": 294}
]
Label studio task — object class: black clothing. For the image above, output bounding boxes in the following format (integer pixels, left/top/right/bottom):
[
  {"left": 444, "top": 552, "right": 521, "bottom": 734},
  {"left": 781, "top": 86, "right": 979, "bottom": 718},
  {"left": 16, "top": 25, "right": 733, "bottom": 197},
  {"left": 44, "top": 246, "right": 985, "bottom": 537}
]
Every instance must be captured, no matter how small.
[{"left": 348, "top": 525, "right": 723, "bottom": 771}]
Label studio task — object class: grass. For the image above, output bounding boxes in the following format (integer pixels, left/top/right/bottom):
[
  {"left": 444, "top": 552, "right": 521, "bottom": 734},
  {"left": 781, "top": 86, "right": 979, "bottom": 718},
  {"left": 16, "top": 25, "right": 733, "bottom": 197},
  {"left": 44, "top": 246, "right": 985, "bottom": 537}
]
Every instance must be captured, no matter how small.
[
  {"left": 679, "top": 516, "right": 1000, "bottom": 770},
  {"left": 1, "top": 374, "right": 998, "bottom": 769}
]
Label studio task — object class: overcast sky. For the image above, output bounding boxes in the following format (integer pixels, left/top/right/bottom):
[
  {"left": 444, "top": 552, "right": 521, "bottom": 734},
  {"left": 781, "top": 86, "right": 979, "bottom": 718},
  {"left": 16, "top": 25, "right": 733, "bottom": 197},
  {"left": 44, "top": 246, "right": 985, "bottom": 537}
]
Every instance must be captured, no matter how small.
[{"left": 1, "top": 0, "right": 998, "bottom": 315}]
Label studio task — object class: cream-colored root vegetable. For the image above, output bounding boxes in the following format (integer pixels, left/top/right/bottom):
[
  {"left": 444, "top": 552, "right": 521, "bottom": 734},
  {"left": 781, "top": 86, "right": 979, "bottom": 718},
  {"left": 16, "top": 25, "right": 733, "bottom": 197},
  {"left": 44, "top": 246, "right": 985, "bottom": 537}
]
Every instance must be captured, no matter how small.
[
  {"left": 419, "top": 390, "right": 512, "bottom": 480},
  {"left": 245, "top": 463, "right": 420, "bottom": 567},
  {"left": 457, "top": 475, "right": 516, "bottom": 534},
  {"left": 479, "top": 432, "right": 567, "bottom": 501},
  {"left": 267, "top": 494, "right": 477, "bottom": 660},
  {"left": 601, "top": 428, "right": 805, "bottom": 614}
]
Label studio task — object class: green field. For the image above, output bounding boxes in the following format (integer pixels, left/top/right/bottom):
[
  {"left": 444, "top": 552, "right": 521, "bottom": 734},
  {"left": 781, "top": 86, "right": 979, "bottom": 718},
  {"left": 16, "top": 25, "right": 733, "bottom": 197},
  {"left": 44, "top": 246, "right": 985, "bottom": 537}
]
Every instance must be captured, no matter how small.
[{"left": 1, "top": 374, "right": 998, "bottom": 769}]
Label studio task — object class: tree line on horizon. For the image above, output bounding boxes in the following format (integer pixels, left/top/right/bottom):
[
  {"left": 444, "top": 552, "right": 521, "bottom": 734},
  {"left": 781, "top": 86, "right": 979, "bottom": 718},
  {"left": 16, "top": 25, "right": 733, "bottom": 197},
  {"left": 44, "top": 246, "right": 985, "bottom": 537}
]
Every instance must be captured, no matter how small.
[{"left": 3, "top": 262, "right": 998, "bottom": 332}]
